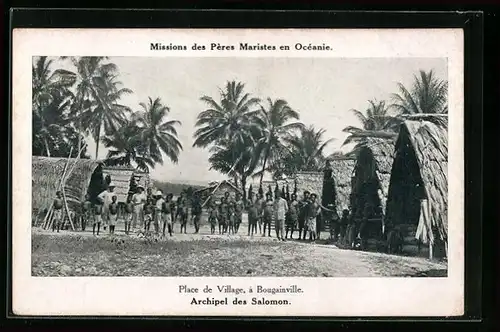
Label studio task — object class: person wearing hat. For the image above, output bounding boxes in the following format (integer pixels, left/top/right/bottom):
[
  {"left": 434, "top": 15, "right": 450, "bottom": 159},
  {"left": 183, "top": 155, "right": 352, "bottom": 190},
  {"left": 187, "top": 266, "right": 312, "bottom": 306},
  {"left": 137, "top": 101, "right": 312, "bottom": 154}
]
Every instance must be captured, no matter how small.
[
  {"left": 97, "top": 182, "right": 117, "bottom": 232},
  {"left": 131, "top": 185, "right": 147, "bottom": 231}
]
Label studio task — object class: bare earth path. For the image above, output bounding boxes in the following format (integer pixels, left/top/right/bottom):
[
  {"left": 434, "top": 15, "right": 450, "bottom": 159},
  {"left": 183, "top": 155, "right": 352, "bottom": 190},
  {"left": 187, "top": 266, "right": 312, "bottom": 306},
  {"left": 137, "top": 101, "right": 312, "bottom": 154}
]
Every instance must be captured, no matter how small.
[{"left": 32, "top": 221, "right": 447, "bottom": 277}]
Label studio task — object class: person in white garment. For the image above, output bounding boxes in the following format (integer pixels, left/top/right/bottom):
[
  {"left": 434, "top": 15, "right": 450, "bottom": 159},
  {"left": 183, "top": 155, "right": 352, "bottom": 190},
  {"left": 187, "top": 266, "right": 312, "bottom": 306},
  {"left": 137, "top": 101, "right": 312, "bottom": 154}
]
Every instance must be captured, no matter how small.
[
  {"left": 97, "top": 182, "right": 117, "bottom": 231},
  {"left": 131, "top": 185, "right": 147, "bottom": 231}
]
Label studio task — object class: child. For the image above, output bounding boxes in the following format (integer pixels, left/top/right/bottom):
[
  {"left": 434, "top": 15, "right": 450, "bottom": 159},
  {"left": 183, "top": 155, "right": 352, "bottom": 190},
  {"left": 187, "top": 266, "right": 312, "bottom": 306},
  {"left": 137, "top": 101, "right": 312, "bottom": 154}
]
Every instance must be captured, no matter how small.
[
  {"left": 124, "top": 196, "right": 133, "bottom": 235},
  {"left": 108, "top": 195, "right": 119, "bottom": 235},
  {"left": 339, "top": 209, "right": 350, "bottom": 244},
  {"left": 93, "top": 201, "right": 103, "bottom": 236},
  {"left": 285, "top": 193, "right": 299, "bottom": 239},
  {"left": 262, "top": 193, "right": 273, "bottom": 237},
  {"left": 218, "top": 198, "right": 228, "bottom": 234},
  {"left": 178, "top": 195, "right": 189, "bottom": 234},
  {"left": 162, "top": 193, "right": 174, "bottom": 237},
  {"left": 306, "top": 194, "right": 321, "bottom": 242},
  {"left": 153, "top": 190, "right": 164, "bottom": 235},
  {"left": 143, "top": 198, "right": 154, "bottom": 232},
  {"left": 247, "top": 198, "right": 259, "bottom": 237},
  {"left": 81, "top": 194, "right": 92, "bottom": 232},
  {"left": 227, "top": 202, "right": 235, "bottom": 235},
  {"left": 233, "top": 193, "right": 244, "bottom": 234},
  {"left": 191, "top": 194, "right": 202, "bottom": 234},
  {"left": 52, "top": 191, "right": 64, "bottom": 233},
  {"left": 208, "top": 202, "right": 218, "bottom": 235}
]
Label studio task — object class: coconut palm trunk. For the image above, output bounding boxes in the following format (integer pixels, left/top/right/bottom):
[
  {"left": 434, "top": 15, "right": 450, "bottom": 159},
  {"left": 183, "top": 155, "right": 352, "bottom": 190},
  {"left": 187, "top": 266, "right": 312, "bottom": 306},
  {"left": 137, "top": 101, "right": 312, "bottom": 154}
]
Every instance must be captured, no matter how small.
[
  {"left": 43, "top": 137, "right": 51, "bottom": 157},
  {"left": 259, "top": 144, "right": 271, "bottom": 185},
  {"left": 95, "top": 124, "right": 101, "bottom": 159}
]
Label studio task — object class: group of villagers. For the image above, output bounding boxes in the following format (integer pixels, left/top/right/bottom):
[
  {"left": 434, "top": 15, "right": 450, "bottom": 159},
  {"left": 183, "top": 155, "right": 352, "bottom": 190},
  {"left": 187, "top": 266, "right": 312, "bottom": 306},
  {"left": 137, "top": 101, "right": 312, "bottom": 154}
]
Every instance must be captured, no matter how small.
[{"left": 50, "top": 182, "right": 363, "bottom": 246}]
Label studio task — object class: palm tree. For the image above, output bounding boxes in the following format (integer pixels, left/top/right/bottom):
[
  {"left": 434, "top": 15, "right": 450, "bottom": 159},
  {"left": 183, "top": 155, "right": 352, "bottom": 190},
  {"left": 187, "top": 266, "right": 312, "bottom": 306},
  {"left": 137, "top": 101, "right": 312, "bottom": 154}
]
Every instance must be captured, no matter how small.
[
  {"left": 62, "top": 57, "right": 128, "bottom": 158},
  {"left": 256, "top": 98, "right": 303, "bottom": 185},
  {"left": 101, "top": 122, "right": 155, "bottom": 172},
  {"left": 391, "top": 69, "right": 448, "bottom": 114},
  {"left": 134, "top": 97, "right": 183, "bottom": 165},
  {"left": 32, "top": 56, "right": 77, "bottom": 156},
  {"left": 193, "top": 81, "right": 261, "bottom": 148},
  {"left": 275, "top": 126, "right": 334, "bottom": 177},
  {"left": 342, "top": 100, "right": 399, "bottom": 146},
  {"left": 79, "top": 71, "right": 132, "bottom": 158}
]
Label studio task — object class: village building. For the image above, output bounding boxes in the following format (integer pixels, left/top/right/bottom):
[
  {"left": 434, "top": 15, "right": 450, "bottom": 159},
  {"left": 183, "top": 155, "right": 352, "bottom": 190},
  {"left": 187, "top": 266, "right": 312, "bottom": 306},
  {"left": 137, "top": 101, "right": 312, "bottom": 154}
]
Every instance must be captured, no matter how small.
[
  {"left": 384, "top": 115, "right": 448, "bottom": 259},
  {"left": 195, "top": 180, "right": 243, "bottom": 205},
  {"left": 350, "top": 137, "right": 396, "bottom": 241}
]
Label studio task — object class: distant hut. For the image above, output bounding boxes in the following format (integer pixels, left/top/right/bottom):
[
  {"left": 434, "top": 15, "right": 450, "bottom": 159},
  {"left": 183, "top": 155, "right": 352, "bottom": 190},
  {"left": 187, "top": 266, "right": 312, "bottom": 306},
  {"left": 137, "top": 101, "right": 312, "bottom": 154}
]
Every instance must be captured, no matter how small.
[
  {"left": 195, "top": 180, "right": 242, "bottom": 206},
  {"left": 101, "top": 165, "right": 135, "bottom": 203},
  {"left": 385, "top": 116, "right": 448, "bottom": 259},
  {"left": 350, "top": 137, "right": 396, "bottom": 239},
  {"left": 326, "top": 157, "right": 356, "bottom": 217},
  {"left": 32, "top": 156, "right": 106, "bottom": 219}
]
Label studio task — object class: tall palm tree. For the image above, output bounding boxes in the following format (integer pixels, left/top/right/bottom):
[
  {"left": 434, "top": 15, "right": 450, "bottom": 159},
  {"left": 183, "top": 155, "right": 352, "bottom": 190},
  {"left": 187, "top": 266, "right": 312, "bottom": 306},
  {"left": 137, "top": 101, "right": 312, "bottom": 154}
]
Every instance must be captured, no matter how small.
[
  {"left": 134, "top": 97, "right": 183, "bottom": 165},
  {"left": 101, "top": 122, "right": 155, "bottom": 172},
  {"left": 391, "top": 69, "right": 448, "bottom": 115},
  {"left": 193, "top": 81, "right": 261, "bottom": 148},
  {"left": 276, "top": 126, "right": 334, "bottom": 177},
  {"left": 62, "top": 56, "right": 124, "bottom": 157},
  {"left": 256, "top": 98, "right": 303, "bottom": 185},
  {"left": 32, "top": 56, "right": 77, "bottom": 156},
  {"left": 342, "top": 100, "right": 399, "bottom": 146},
  {"left": 79, "top": 72, "right": 132, "bottom": 158}
]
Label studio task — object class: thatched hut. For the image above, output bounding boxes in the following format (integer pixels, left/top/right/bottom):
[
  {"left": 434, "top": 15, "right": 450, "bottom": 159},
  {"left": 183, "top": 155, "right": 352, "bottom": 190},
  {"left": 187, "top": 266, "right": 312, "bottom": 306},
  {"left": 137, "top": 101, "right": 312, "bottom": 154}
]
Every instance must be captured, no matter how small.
[
  {"left": 195, "top": 180, "right": 242, "bottom": 205},
  {"left": 384, "top": 116, "right": 448, "bottom": 258},
  {"left": 32, "top": 156, "right": 106, "bottom": 215},
  {"left": 326, "top": 157, "right": 356, "bottom": 217},
  {"left": 350, "top": 137, "right": 396, "bottom": 239}
]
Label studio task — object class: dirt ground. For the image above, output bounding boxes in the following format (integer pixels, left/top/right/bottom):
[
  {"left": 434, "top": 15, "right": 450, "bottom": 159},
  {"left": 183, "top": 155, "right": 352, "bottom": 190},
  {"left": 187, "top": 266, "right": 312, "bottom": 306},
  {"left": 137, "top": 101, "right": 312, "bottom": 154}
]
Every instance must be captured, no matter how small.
[{"left": 32, "top": 219, "right": 447, "bottom": 277}]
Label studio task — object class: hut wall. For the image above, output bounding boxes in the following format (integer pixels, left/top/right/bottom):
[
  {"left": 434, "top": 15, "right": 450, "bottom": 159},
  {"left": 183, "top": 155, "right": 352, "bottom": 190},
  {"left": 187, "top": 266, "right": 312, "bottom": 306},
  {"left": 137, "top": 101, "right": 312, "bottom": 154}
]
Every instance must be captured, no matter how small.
[
  {"left": 294, "top": 171, "right": 323, "bottom": 198},
  {"left": 101, "top": 167, "right": 134, "bottom": 203},
  {"left": 329, "top": 158, "right": 356, "bottom": 217},
  {"left": 32, "top": 156, "right": 102, "bottom": 213}
]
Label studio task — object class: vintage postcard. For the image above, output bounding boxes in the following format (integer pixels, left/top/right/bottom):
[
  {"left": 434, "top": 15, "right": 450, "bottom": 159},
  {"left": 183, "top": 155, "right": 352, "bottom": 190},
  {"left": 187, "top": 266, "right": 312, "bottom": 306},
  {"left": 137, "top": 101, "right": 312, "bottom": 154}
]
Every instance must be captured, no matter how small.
[{"left": 12, "top": 28, "right": 464, "bottom": 316}]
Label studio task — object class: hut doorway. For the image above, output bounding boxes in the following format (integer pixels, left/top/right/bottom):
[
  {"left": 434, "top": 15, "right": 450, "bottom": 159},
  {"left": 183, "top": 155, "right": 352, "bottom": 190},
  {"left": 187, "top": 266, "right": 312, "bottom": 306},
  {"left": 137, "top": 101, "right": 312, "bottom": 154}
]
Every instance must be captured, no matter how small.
[
  {"left": 351, "top": 150, "right": 384, "bottom": 240},
  {"left": 385, "top": 139, "right": 426, "bottom": 230}
]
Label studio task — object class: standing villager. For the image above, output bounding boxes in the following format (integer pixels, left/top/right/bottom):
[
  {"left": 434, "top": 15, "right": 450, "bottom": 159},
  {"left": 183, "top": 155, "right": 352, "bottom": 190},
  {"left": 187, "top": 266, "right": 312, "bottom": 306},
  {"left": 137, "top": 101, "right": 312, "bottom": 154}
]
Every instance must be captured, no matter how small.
[
  {"left": 93, "top": 200, "right": 103, "bottom": 236},
  {"left": 161, "top": 193, "right": 174, "bottom": 237},
  {"left": 108, "top": 195, "right": 119, "bottom": 235},
  {"left": 131, "top": 186, "right": 146, "bottom": 232},
  {"left": 255, "top": 192, "right": 265, "bottom": 234},
  {"left": 339, "top": 209, "right": 350, "bottom": 244},
  {"left": 123, "top": 196, "right": 133, "bottom": 235},
  {"left": 143, "top": 197, "right": 154, "bottom": 232},
  {"left": 233, "top": 193, "right": 244, "bottom": 234},
  {"left": 325, "top": 203, "right": 337, "bottom": 241},
  {"left": 218, "top": 197, "right": 228, "bottom": 234},
  {"left": 80, "top": 193, "right": 92, "bottom": 232},
  {"left": 248, "top": 196, "right": 259, "bottom": 237},
  {"left": 285, "top": 193, "right": 299, "bottom": 239},
  {"left": 306, "top": 193, "right": 321, "bottom": 241},
  {"left": 191, "top": 193, "right": 203, "bottom": 234},
  {"left": 52, "top": 191, "right": 64, "bottom": 233},
  {"left": 177, "top": 193, "right": 189, "bottom": 234},
  {"left": 297, "top": 191, "right": 310, "bottom": 240},
  {"left": 208, "top": 202, "right": 218, "bottom": 235},
  {"left": 273, "top": 191, "right": 288, "bottom": 241},
  {"left": 97, "top": 183, "right": 117, "bottom": 231},
  {"left": 153, "top": 190, "right": 165, "bottom": 235},
  {"left": 262, "top": 192, "right": 274, "bottom": 237}
]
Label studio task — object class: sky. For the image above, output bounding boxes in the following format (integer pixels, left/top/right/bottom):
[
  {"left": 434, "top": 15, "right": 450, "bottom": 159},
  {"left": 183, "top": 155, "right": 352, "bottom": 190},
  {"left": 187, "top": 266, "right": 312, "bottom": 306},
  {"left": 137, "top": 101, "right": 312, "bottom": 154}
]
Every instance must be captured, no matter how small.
[{"left": 51, "top": 57, "right": 447, "bottom": 186}]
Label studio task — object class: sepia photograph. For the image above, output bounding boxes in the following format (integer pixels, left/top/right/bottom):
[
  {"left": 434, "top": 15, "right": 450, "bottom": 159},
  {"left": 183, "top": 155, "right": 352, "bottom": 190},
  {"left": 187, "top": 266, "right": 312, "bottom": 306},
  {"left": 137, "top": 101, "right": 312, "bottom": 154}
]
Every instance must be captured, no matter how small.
[
  {"left": 13, "top": 28, "right": 464, "bottom": 316},
  {"left": 31, "top": 56, "right": 449, "bottom": 278}
]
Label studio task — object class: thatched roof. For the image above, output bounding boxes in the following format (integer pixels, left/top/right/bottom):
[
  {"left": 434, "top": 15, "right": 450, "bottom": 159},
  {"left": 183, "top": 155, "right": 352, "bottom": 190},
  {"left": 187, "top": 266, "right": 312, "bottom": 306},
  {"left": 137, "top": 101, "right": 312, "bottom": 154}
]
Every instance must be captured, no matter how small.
[
  {"left": 295, "top": 171, "right": 324, "bottom": 198},
  {"left": 32, "top": 156, "right": 103, "bottom": 212},
  {"left": 354, "top": 137, "right": 396, "bottom": 212},
  {"left": 399, "top": 117, "right": 448, "bottom": 244},
  {"left": 101, "top": 166, "right": 135, "bottom": 202},
  {"left": 328, "top": 158, "right": 356, "bottom": 216}
]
